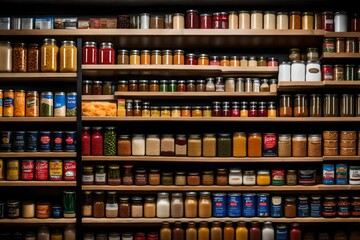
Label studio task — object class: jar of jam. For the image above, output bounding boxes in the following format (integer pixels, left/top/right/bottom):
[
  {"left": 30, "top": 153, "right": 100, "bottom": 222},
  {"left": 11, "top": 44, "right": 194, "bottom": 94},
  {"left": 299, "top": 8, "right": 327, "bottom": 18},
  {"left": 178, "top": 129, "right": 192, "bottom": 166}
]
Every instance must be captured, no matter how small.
[
  {"left": 323, "top": 195, "right": 337, "bottom": 218},
  {"left": 200, "top": 13, "right": 212, "bottom": 29},
  {"left": 117, "top": 80, "right": 128, "bottom": 92},
  {"left": 177, "top": 80, "right": 186, "bottom": 92},
  {"left": 249, "top": 102, "right": 258, "bottom": 117},
  {"left": 122, "top": 165, "right": 134, "bottom": 185},
  {"left": 174, "top": 50, "right": 185, "bottom": 65},
  {"left": 258, "top": 102, "right": 267, "bottom": 117},
  {"left": 198, "top": 54, "right": 209, "bottom": 65},
  {"left": 149, "top": 80, "right": 160, "bottom": 92},
  {"left": 129, "top": 80, "right": 138, "bottom": 91},
  {"left": 83, "top": 41, "right": 98, "bottom": 64},
  {"left": 99, "top": 42, "right": 115, "bottom": 64},
  {"left": 186, "top": 10, "right": 200, "bottom": 29},
  {"left": 92, "top": 81, "right": 103, "bottom": 95},
  {"left": 139, "top": 80, "right": 149, "bottom": 91},
  {"left": 185, "top": 53, "right": 197, "bottom": 65},
  {"left": 322, "top": 12, "right": 334, "bottom": 31}
]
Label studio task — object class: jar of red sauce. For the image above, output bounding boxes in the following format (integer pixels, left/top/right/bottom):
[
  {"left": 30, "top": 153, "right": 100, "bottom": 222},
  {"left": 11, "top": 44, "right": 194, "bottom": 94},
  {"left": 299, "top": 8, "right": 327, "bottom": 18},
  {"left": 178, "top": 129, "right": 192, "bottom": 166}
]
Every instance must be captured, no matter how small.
[
  {"left": 99, "top": 42, "right": 115, "bottom": 64},
  {"left": 231, "top": 102, "right": 240, "bottom": 117},
  {"left": 82, "top": 42, "right": 98, "bottom": 64},
  {"left": 351, "top": 13, "right": 360, "bottom": 32},
  {"left": 258, "top": 102, "right": 268, "bottom": 117},
  {"left": 210, "top": 56, "right": 220, "bottom": 66},
  {"left": 222, "top": 105, "right": 231, "bottom": 117},
  {"left": 91, "top": 127, "right": 103, "bottom": 156},
  {"left": 322, "top": 12, "right": 334, "bottom": 31},
  {"left": 200, "top": 14, "right": 212, "bottom": 29},
  {"left": 147, "top": 232, "right": 159, "bottom": 240},
  {"left": 82, "top": 127, "right": 91, "bottom": 156},
  {"left": 322, "top": 195, "right": 337, "bottom": 217},
  {"left": 290, "top": 223, "right": 301, "bottom": 240},
  {"left": 267, "top": 57, "right": 278, "bottom": 67},
  {"left": 220, "top": 12, "right": 229, "bottom": 29},
  {"left": 212, "top": 12, "right": 222, "bottom": 29},
  {"left": 186, "top": 10, "right": 200, "bottom": 29},
  {"left": 212, "top": 106, "right": 221, "bottom": 117},
  {"left": 249, "top": 102, "right": 258, "bottom": 117},
  {"left": 135, "top": 232, "right": 146, "bottom": 240},
  {"left": 185, "top": 53, "right": 198, "bottom": 65}
]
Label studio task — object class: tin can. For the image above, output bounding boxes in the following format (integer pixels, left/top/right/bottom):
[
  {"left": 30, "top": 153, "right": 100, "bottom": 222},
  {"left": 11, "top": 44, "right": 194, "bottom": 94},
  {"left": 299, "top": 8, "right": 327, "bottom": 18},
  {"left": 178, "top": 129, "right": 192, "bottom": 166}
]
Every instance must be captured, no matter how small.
[
  {"left": 40, "top": 92, "right": 53, "bottom": 117},
  {"left": 263, "top": 133, "right": 277, "bottom": 156},
  {"left": 322, "top": 65, "right": 333, "bottom": 81},
  {"left": 12, "top": 18, "right": 21, "bottom": 29},
  {"left": 276, "top": 224, "right": 288, "bottom": 240},
  {"left": 297, "top": 196, "right": 309, "bottom": 217},
  {"left": 35, "top": 160, "right": 48, "bottom": 181},
  {"left": 271, "top": 170, "right": 285, "bottom": 185},
  {"left": 323, "top": 38, "right": 335, "bottom": 52},
  {"left": 52, "top": 204, "right": 62, "bottom": 218},
  {"left": 310, "top": 195, "right": 321, "bottom": 217},
  {"left": 323, "top": 164, "right": 335, "bottom": 185},
  {"left": 36, "top": 201, "right": 51, "bottom": 218},
  {"left": 64, "top": 160, "right": 76, "bottom": 181},
  {"left": 49, "top": 160, "right": 63, "bottom": 181},
  {"left": 66, "top": 92, "right": 77, "bottom": 117},
  {"left": 0, "top": 131, "right": 12, "bottom": 152},
  {"left": 64, "top": 131, "right": 76, "bottom": 152},
  {"left": 242, "top": 193, "right": 256, "bottom": 217},
  {"left": 21, "top": 159, "right": 34, "bottom": 181},
  {"left": 334, "top": 64, "right": 344, "bottom": 80},
  {"left": 227, "top": 193, "right": 241, "bottom": 217},
  {"left": 270, "top": 196, "right": 283, "bottom": 217},
  {"left": 3, "top": 90, "right": 14, "bottom": 117},
  {"left": 39, "top": 131, "right": 51, "bottom": 152},
  {"left": 6, "top": 159, "right": 19, "bottom": 181},
  {"left": 63, "top": 190, "right": 76, "bottom": 217},
  {"left": 7, "top": 200, "right": 20, "bottom": 218},
  {"left": 257, "top": 193, "right": 270, "bottom": 217},
  {"left": 213, "top": 193, "right": 227, "bottom": 217},
  {"left": 21, "top": 18, "right": 34, "bottom": 29},
  {"left": 336, "top": 164, "right": 348, "bottom": 185},
  {"left": 26, "top": 131, "right": 38, "bottom": 152},
  {"left": 0, "top": 159, "right": 4, "bottom": 180},
  {"left": 52, "top": 131, "right": 63, "bottom": 151},
  {"left": 0, "top": 201, "right": 5, "bottom": 218},
  {"left": 54, "top": 92, "right": 66, "bottom": 117},
  {"left": 13, "top": 131, "right": 25, "bottom": 152}
]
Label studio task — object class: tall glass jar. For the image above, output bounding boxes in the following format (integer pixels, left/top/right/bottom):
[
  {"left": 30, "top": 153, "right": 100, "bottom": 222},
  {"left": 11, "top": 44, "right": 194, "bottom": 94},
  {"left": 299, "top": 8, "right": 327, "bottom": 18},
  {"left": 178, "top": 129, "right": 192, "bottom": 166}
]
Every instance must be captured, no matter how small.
[
  {"left": 279, "top": 94, "right": 293, "bottom": 117},
  {"left": 309, "top": 94, "right": 322, "bottom": 117},
  {"left": 171, "top": 193, "right": 184, "bottom": 218},
  {"left": 185, "top": 192, "right": 197, "bottom": 218},
  {"left": 41, "top": 38, "right": 58, "bottom": 72},
  {"left": 0, "top": 41, "right": 12, "bottom": 72},
  {"left": 27, "top": 43, "right": 40, "bottom": 72},
  {"left": 82, "top": 41, "right": 98, "bottom": 64},
  {"left": 60, "top": 41, "right": 77, "bottom": 72},
  {"left": 323, "top": 94, "right": 339, "bottom": 117},
  {"left": 13, "top": 42, "right": 27, "bottom": 72},
  {"left": 294, "top": 94, "right": 308, "bottom": 117},
  {"left": 156, "top": 192, "right": 170, "bottom": 218},
  {"left": 99, "top": 42, "right": 115, "bottom": 64}
]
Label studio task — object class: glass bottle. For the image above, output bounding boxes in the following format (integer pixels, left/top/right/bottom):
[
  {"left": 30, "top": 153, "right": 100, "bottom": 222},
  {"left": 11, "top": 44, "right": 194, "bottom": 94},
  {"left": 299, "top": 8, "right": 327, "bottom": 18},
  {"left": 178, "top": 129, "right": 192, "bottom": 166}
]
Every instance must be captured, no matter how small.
[
  {"left": 199, "top": 222, "right": 210, "bottom": 240},
  {"left": 262, "top": 221, "right": 275, "bottom": 240},
  {"left": 236, "top": 221, "right": 248, "bottom": 240},
  {"left": 160, "top": 222, "right": 172, "bottom": 240},
  {"left": 186, "top": 222, "right": 197, "bottom": 240},
  {"left": 157, "top": 192, "right": 170, "bottom": 218},
  {"left": 211, "top": 221, "right": 222, "bottom": 240},
  {"left": 224, "top": 221, "right": 235, "bottom": 240},
  {"left": 173, "top": 221, "right": 185, "bottom": 240}
]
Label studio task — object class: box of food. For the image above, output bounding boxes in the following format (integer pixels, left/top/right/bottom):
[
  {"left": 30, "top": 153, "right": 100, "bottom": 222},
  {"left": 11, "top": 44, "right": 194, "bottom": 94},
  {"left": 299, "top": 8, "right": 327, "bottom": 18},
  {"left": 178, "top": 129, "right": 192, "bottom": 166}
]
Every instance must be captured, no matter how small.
[
  {"left": 82, "top": 102, "right": 117, "bottom": 117},
  {"left": 100, "top": 18, "right": 117, "bottom": 29},
  {"left": 54, "top": 18, "right": 77, "bottom": 29},
  {"left": 78, "top": 19, "right": 90, "bottom": 29},
  {"left": 90, "top": 18, "right": 100, "bottom": 29},
  {"left": 34, "top": 17, "right": 54, "bottom": 29},
  {"left": 0, "top": 17, "right": 11, "bottom": 30}
]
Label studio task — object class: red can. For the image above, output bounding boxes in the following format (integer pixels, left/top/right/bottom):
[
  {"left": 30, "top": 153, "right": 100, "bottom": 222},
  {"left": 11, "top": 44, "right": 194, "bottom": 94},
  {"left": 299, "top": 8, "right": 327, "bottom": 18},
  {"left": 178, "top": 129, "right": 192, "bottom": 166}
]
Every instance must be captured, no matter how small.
[
  {"left": 21, "top": 160, "right": 34, "bottom": 181},
  {"left": 263, "top": 133, "right": 277, "bottom": 156},
  {"left": 322, "top": 64, "right": 333, "bottom": 81},
  {"left": 64, "top": 160, "right": 77, "bottom": 181},
  {"left": 35, "top": 160, "right": 48, "bottom": 181},
  {"left": 200, "top": 14, "right": 212, "bottom": 29}
]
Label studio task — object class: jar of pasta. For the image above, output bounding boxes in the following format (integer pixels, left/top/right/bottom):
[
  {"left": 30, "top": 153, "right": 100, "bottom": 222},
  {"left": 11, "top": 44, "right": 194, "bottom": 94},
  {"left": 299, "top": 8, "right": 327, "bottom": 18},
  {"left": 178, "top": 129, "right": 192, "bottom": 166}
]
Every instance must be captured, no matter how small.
[
  {"left": 60, "top": 41, "right": 77, "bottom": 72},
  {"left": 292, "top": 134, "right": 307, "bottom": 157},
  {"left": 41, "top": 38, "right": 59, "bottom": 72}
]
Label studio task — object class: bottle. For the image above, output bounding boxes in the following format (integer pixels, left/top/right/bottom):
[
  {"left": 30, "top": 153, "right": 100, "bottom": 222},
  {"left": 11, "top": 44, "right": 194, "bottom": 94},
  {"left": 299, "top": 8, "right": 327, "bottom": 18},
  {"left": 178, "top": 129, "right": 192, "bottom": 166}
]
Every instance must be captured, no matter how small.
[
  {"left": 289, "top": 223, "right": 301, "bottom": 240},
  {"left": 250, "top": 222, "right": 261, "bottom": 240},
  {"left": 224, "top": 221, "right": 235, "bottom": 240},
  {"left": 64, "top": 224, "right": 76, "bottom": 240},
  {"left": 37, "top": 226, "right": 50, "bottom": 240},
  {"left": 236, "top": 221, "right": 248, "bottom": 240},
  {"left": 160, "top": 222, "right": 172, "bottom": 240},
  {"left": 186, "top": 222, "right": 198, "bottom": 240},
  {"left": 199, "top": 221, "right": 210, "bottom": 240},
  {"left": 211, "top": 222, "right": 222, "bottom": 240},
  {"left": 262, "top": 221, "right": 274, "bottom": 240},
  {"left": 173, "top": 221, "right": 184, "bottom": 240}
]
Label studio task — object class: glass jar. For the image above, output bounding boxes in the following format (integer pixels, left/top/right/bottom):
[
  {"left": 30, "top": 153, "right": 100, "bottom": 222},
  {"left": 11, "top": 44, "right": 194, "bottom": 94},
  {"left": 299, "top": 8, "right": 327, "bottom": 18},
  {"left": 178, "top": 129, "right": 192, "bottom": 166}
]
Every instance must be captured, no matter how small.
[
  {"left": 322, "top": 11, "right": 334, "bottom": 31},
  {"left": 229, "top": 168, "right": 242, "bottom": 185},
  {"left": 185, "top": 53, "right": 197, "bottom": 65},
  {"left": 216, "top": 168, "right": 228, "bottom": 185},
  {"left": 108, "top": 164, "right": 121, "bottom": 185},
  {"left": 95, "top": 165, "right": 106, "bottom": 185},
  {"left": 173, "top": 50, "right": 185, "bottom": 65},
  {"left": 106, "top": 191, "right": 118, "bottom": 218},
  {"left": 239, "top": 11, "right": 250, "bottom": 29},
  {"left": 82, "top": 42, "right": 97, "bottom": 65},
  {"left": 323, "top": 195, "right": 337, "bottom": 217},
  {"left": 131, "top": 196, "right": 143, "bottom": 218},
  {"left": 122, "top": 165, "right": 134, "bottom": 185},
  {"left": 99, "top": 42, "right": 115, "bottom": 64},
  {"left": 0, "top": 41, "right": 12, "bottom": 72},
  {"left": 294, "top": 94, "right": 308, "bottom": 117},
  {"left": 140, "top": 50, "right": 151, "bottom": 65},
  {"left": 91, "top": 127, "right": 103, "bottom": 156},
  {"left": 257, "top": 170, "right": 271, "bottom": 186},
  {"left": 149, "top": 169, "right": 160, "bottom": 186},
  {"left": 185, "top": 192, "right": 198, "bottom": 217},
  {"left": 278, "top": 134, "right": 291, "bottom": 157},
  {"left": 117, "top": 49, "right": 129, "bottom": 64},
  {"left": 151, "top": 50, "right": 162, "bottom": 65},
  {"left": 323, "top": 94, "right": 339, "bottom": 117},
  {"left": 82, "top": 191, "right": 92, "bottom": 217},
  {"left": 187, "top": 172, "right": 201, "bottom": 186},
  {"left": 144, "top": 196, "right": 156, "bottom": 218},
  {"left": 119, "top": 197, "right": 130, "bottom": 218},
  {"left": 340, "top": 94, "right": 354, "bottom": 117},
  {"left": 162, "top": 50, "right": 173, "bottom": 65},
  {"left": 251, "top": 11, "right": 263, "bottom": 29},
  {"left": 150, "top": 15, "right": 164, "bottom": 29},
  {"left": 276, "top": 12, "right": 289, "bottom": 29},
  {"left": 117, "top": 135, "right": 131, "bottom": 156},
  {"left": 135, "top": 168, "right": 148, "bottom": 185},
  {"left": 264, "top": 11, "right": 276, "bottom": 29},
  {"left": 186, "top": 10, "right": 200, "bottom": 29},
  {"left": 12, "top": 42, "right": 27, "bottom": 72},
  {"left": 200, "top": 13, "right": 212, "bottom": 29},
  {"left": 177, "top": 80, "right": 186, "bottom": 92},
  {"left": 173, "top": 13, "right": 185, "bottom": 29},
  {"left": 130, "top": 50, "right": 141, "bottom": 65},
  {"left": 60, "top": 40, "right": 77, "bottom": 72},
  {"left": 104, "top": 127, "right": 116, "bottom": 156},
  {"left": 198, "top": 54, "right": 209, "bottom": 65},
  {"left": 202, "top": 171, "right": 215, "bottom": 185},
  {"left": 287, "top": 170, "right": 297, "bottom": 185},
  {"left": 175, "top": 172, "right": 186, "bottom": 186},
  {"left": 309, "top": 94, "right": 322, "bottom": 117},
  {"left": 93, "top": 191, "right": 105, "bottom": 218},
  {"left": 284, "top": 197, "right": 297, "bottom": 218},
  {"left": 217, "top": 133, "right": 232, "bottom": 157},
  {"left": 290, "top": 11, "right": 301, "bottom": 29},
  {"left": 41, "top": 38, "right": 58, "bottom": 72},
  {"left": 248, "top": 133, "right": 262, "bottom": 157},
  {"left": 302, "top": 12, "right": 314, "bottom": 30},
  {"left": 308, "top": 134, "right": 322, "bottom": 157},
  {"left": 171, "top": 193, "right": 184, "bottom": 218},
  {"left": 157, "top": 192, "right": 170, "bottom": 218},
  {"left": 292, "top": 134, "right": 307, "bottom": 157},
  {"left": 162, "top": 172, "right": 173, "bottom": 185},
  {"left": 27, "top": 43, "right": 40, "bottom": 72}
]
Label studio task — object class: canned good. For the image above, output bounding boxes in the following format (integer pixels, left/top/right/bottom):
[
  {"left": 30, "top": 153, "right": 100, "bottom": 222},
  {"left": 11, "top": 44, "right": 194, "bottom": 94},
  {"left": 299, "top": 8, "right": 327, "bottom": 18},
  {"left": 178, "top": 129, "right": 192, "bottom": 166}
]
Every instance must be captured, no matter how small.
[
  {"left": 49, "top": 159, "right": 63, "bottom": 181},
  {"left": 334, "top": 64, "right": 344, "bottom": 80},
  {"left": 13, "top": 131, "right": 25, "bottom": 152},
  {"left": 64, "top": 160, "right": 76, "bottom": 181},
  {"left": 39, "top": 131, "right": 51, "bottom": 151},
  {"left": 35, "top": 160, "right": 48, "bottom": 180},
  {"left": 213, "top": 193, "right": 227, "bottom": 217},
  {"left": 263, "top": 133, "right": 277, "bottom": 156},
  {"left": 63, "top": 190, "right": 76, "bottom": 217},
  {"left": 66, "top": 92, "right": 77, "bottom": 117},
  {"left": 336, "top": 164, "right": 348, "bottom": 185},
  {"left": 310, "top": 195, "right": 321, "bottom": 217},
  {"left": 323, "top": 164, "right": 335, "bottom": 185},
  {"left": 322, "top": 65, "right": 333, "bottom": 81},
  {"left": 276, "top": 225, "right": 288, "bottom": 240},
  {"left": 227, "top": 193, "right": 241, "bottom": 217},
  {"left": 52, "top": 205, "right": 62, "bottom": 218},
  {"left": 270, "top": 196, "right": 283, "bottom": 217},
  {"left": 3, "top": 90, "right": 14, "bottom": 117},
  {"left": 271, "top": 170, "right": 285, "bottom": 185},
  {"left": 54, "top": 92, "right": 66, "bottom": 117},
  {"left": 323, "top": 38, "right": 335, "bottom": 52},
  {"left": 0, "top": 131, "right": 12, "bottom": 152},
  {"left": 26, "top": 131, "right": 38, "bottom": 151},
  {"left": 36, "top": 201, "right": 51, "bottom": 218},
  {"left": 242, "top": 193, "right": 256, "bottom": 217},
  {"left": 64, "top": 131, "right": 76, "bottom": 152},
  {"left": 7, "top": 200, "right": 20, "bottom": 218},
  {"left": 40, "top": 92, "right": 54, "bottom": 117},
  {"left": 52, "top": 131, "right": 63, "bottom": 151},
  {"left": 6, "top": 160, "right": 19, "bottom": 181},
  {"left": 297, "top": 196, "right": 309, "bottom": 217},
  {"left": 257, "top": 193, "right": 270, "bottom": 217},
  {"left": 21, "top": 159, "right": 34, "bottom": 181}
]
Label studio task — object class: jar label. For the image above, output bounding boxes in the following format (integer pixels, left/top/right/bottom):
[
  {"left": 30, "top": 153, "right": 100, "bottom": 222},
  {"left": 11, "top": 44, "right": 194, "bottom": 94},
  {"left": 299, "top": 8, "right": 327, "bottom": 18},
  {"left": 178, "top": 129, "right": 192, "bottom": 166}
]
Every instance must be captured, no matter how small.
[
  {"left": 310, "top": 203, "right": 321, "bottom": 217},
  {"left": 82, "top": 175, "right": 94, "bottom": 182},
  {"left": 106, "top": 203, "right": 119, "bottom": 211},
  {"left": 338, "top": 205, "right": 350, "bottom": 214},
  {"left": 323, "top": 205, "right": 336, "bottom": 216},
  {"left": 297, "top": 204, "right": 309, "bottom": 217},
  {"left": 96, "top": 173, "right": 106, "bottom": 182}
]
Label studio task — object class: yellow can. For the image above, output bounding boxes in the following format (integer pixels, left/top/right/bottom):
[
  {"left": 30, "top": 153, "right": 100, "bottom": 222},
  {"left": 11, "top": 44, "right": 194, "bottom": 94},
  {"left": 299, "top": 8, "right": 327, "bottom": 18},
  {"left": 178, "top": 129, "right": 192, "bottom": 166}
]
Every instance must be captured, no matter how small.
[
  {"left": 14, "top": 90, "right": 26, "bottom": 117},
  {"left": 0, "top": 89, "right": 3, "bottom": 117},
  {"left": 6, "top": 159, "right": 19, "bottom": 181},
  {"left": 49, "top": 160, "right": 63, "bottom": 181},
  {"left": 3, "top": 90, "right": 14, "bottom": 117}
]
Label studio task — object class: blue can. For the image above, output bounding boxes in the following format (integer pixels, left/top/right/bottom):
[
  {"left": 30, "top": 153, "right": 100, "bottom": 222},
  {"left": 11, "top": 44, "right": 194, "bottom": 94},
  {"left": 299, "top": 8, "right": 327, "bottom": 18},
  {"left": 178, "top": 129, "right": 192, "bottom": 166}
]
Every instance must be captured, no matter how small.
[
  {"left": 54, "top": 92, "right": 66, "bottom": 117},
  {"left": 228, "top": 193, "right": 241, "bottom": 217},
  {"left": 242, "top": 193, "right": 256, "bottom": 217},
  {"left": 297, "top": 196, "right": 309, "bottom": 217},
  {"left": 257, "top": 193, "right": 270, "bottom": 217},
  {"left": 66, "top": 92, "right": 77, "bottom": 117},
  {"left": 52, "top": 131, "right": 63, "bottom": 151},
  {"left": 270, "top": 196, "right": 283, "bottom": 217},
  {"left": 275, "top": 225, "right": 288, "bottom": 240},
  {"left": 26, "top": 131, "right": 38, "bottom": 152},
  {"left": 323, "top": 164, "right": 335, "bottom": 185},
  {"left": 64, "top": 131, "right": 76, "bottom": 152},
  {"left": 336, "top": 164, "right": 348, "bottom": 185},
  {"left": 52, "top": 205, "right": 62, "bottom": 218},
  {"left": 39, "top": 131, "right": 51, "bottom": 152},
  {"left": 13, "top": 131, "right": 25, "bottom": 152},
  {"left": 310, "top": 195, "right": 321, "bottom": 217},
  {"left": 213, "top": 193, "right": 227, "bottom": 217}
]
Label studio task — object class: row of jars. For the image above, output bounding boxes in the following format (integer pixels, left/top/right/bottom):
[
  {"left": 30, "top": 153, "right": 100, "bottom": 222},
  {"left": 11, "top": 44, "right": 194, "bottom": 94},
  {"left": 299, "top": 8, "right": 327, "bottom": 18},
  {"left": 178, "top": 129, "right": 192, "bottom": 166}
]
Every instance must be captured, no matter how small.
[
  {"left": 82, "top": 129, "right": 360, "bottom": 157},
  {"left": 105, "top": 11, "right": 359, "bottom": 32},
  {"left": 0, "top": 90, "right": 77, "bottom": 117},
  {"left": 279, "top": 94, "right": 360, "bottom": 117},
  {"left": 83, "top": 191, "right": 360, "bottom": 218},
  {"left": 117, "top": 101, "right": 277, "bottom": 118},
  {"left": 82, "top": 164, "right": 356, "bottom": 186},
  {"left": 0, "top": 191, "right": 76, "bottom": 219},
  {"left": 82, "top": 43, "right": 278, "bottom": 66},
  {"left": 323, "top": 37, "right": 360, "bottom": 53},
  {"left": 0, "top": 39, "right": 77, "bottom": 73},
  {"left": 0, "top": 225, "right": 76, "bottom": 240},
  {"left": 83, "top": 78, "right": 277, "bottom": 95},
  {"left": 83, "top": 231, "right": 157, "bottom": 240}
]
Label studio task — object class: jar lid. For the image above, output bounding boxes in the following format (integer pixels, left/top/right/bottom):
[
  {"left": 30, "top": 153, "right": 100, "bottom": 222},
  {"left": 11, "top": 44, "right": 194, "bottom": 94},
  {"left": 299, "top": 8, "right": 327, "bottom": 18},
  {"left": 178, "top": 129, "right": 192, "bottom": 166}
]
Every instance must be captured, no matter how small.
[
  {"left": 186, "top": 192, "right": 197, "bottom": 196},
  {"left": 150, "top": 169, "right": 160, "bottom": 173},
  {"left": 325, "top": 195, "right": 335, "bottom": 200},
  {"left": 160, "top": 80, "right": 168, "bottom": 83},
  {"left": 285, "top": 197, "right": 296, "bottom": 201},
  {"left": 339, "top": 195, "right": 349, "bottom": 200},
  {"left": 108, "top": 164, "right": 120, "bottom": 169},
  {"left": 218, "top": 133, "right": 231, "bottom": 137},
  {"left": 202, "top": 170, "right": 214, "bottom": 174},
  {"left": 230, "top": 168, "right": 242, "bottom": 173},
  {"left": 176, "top": 172, "right": 186, "bottom": 175},
  {"left": 130, "top": 50, "right": 140, "bottom": 54},
  {"left": 131, "top": 196, "right": 143, "bottom": 202},
  {"left": 162, "top": 172, "right": 173, "bottom": 176},
  {"left": 99, "top": 42, "right": 113, "bottom": 48},
  {"left": 257, "top": 170, "right": 270, "bottom": 174},
  {"left": 123, "top": 165, "right": 134, "bottom": 169},
  {"left": 132, "top": 134, "right": 145, "bottom": 137},
  {"left": 157, "top": 192, "right": 169, "bottom": 197},
  {"left": 141, "top": 50, "right": 150, "bottom": 54},
  {"left": 264, "top": 11, "right": 276, "bottom": 14},
  {"left": 173, "top": 49, "right": 184, "bottom": 53},
  {"left": 118, "top": 49, "right": 129, "bottom": 54},
  {"left": 135, "top": 168, "right": 146, "bottom": 173},
  {"left": 200, "top": 191, "right": 211, "bottom": 196},
  {"left": 162, "top": 50, "right": 172, "bottom": 54},
  {"left": 151, "top": 50, "right": 161, "bottom": 54},
  {"left": 199, "top": 54, "right": 209, "bottom": 58},
  {"left": 171, "top": 193, "right": 183, "bottom": 197},
  {"left": 298, "top": 196, "right": 308, "bottom": 200}
]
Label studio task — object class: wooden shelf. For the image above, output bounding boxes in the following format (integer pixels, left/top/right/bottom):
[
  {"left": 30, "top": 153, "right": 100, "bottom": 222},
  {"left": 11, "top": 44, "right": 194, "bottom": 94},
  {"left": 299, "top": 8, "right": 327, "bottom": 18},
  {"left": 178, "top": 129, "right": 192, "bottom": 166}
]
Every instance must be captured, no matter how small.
[
  {"left": 0, "top": 73, "right": 76, "bottom": 81},
  {"left": 323, "top": 156, "right": 360, "bottom": 161},
  {"left": 82, "top": 65, "right": 278, "bottom": 77},
  {"left": 113, "top": 92, "right": 277, "bottom": 99},
  {"left": 0, "top": 117, "right": 76, "bottom": 122},
  {"left": 82, "top": 217, "right": 360, "bottom": 224},
  {"left": 82, "top": 185, "right": 359, "bottom": 191},
  {"left": 0, "top": 152, "right": 76, "bottom": 158},
  {"left": 82, "top": 116, "right": 360, "bottom": 122},
  {"left": 0, "top": 181, "right": 76, "bottom": 187},
  {"left": 278, "top": 81, "right": 360, "bottom": 90},
  {"left": 320, "top": 52, "right": 360, "bottom": 60},
  {"left": 81, "top": 156, "right": 323, "bottom": 162},
  {"left": 324, "top": 32, "right": 360, "bottom": 38},
  {"left": 0, "top": 218, "right": 76, "bottom": 224},
  {"left": 82, "top": 95, "right": 116, "bottom": 101}
]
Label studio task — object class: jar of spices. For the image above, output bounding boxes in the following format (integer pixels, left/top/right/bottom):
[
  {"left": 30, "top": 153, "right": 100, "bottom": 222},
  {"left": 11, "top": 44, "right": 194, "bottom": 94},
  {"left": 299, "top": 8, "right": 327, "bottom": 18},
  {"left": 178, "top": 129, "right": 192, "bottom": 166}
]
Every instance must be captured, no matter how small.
[
  {"left": 151, "top": 50, "right": 162, "bottom": 65},
  {"left": 239, "top": 11, "right": 250, "bottom": 29},
  {"left": 198, "top": 54, "right": 209, "bottom": 65},
  {"left": 187, "top": 80, "right": 196, "bottom": 92},
  {"left": 217, "top": 133, "right": 232, "bottom": 157},
  {"left": 144, "top": 196, "right": 156, "bottom": 218},
  {"left": 150, "top": 15, "right": 164, "bottom": 29},
  {"left": 92, "top": 81, "right": 103, "bottom": 95},
  {"left": 229, "top": 168, "right": 242, "bottom": 185},
  {"left": 230, "top": 56, "right": 240, "bottom": 66},
  {"left": 276, "top": 12, "right": 289, "bottom": 29},
  {"left": 93, "top": 191, "right": 105, "bottom": 218},
  {"left": 131, "top": 196, "right": 143, "bottom": 218},
  {"left": 286, "top": 170, "right": 297, "bottom": 185},
  {"left": 302, "top": 12, "right": 314, "bottom": 30},
  {"left": 117, "top": 135, "right": 131, "bottom": 156},
  {"left": 185, "top": 192, "right": 198, "bottom": 218},
  {"left": 242, "top": 170, "right": 256, "bottom": 186},
  {"left": 119, "top": 197, "right": 130, "bottom": 218},
  {"left": 122, "top": 165, "right": 134, "bottom": 185},
  {"left": 187, "top": 172, "right": 201, "bottom": 186},
  {"left": 202, "top": 133, "right": 216, "bottom": 157},
  {"left": 175, "top": 172, "right": 186, "bottom": 186},
  {"left": 202, "top": 171, "right": 215, "bottom": 185},
  {"left": 264, "top": 11, "right": 276, "bottom": 29},
  {"left": 216, "top": 168, "right": 228, "bottom": 185},
  {"left": 248, "top": 56, "right": 257, "bottom": 67},
  {"left": 292, "top": 134, "right": 307, "bottom": 157},
  {"left": 108, "top": 164, "right": 121, "bottom": 185},
  {"left": 7, "top": 200, "right": 20, "bottom": 218},
  {"left": 173, "top": 13, "right": 185, "bottom": 29},
  {"left": 106, "top": 191, "right": 118, "bottom": 218},
  {"left": 251, "top": 11, "right": 263, "bottom": 29},
  {"left": 102, "top": 81, "right": 113, "bottom": 95},
  {"left": 140, "top": 50, "right": 151, "bottom": 65},
  {"left": 82, "top": 191, "right": 92, "bottom": 217},
  {"left": 82, "top": 166, "right": 94, "bottom": 185},
  {"left": 177, "top": 80, "right": 186, "bottom": 92},
  {"left": 132, "top": 134, "right": 145, "bottom": 155},
  {"left": 117, "top": 49, "right": 129, "bottom": 64},
  {"left": 171, "top": 193, "right": 184, "bottom": 218},
  {"left": 284, "top": 197, "right": 297, "bottom": 218},
  {"left": 149, "top": 169, "right": 160, "bottom": 186},
  {"left": 157, "top": 193, "right": 170, "bottom": 218},
  {"left": 135, "top": 168, "right": 148, "bottom": 185},
  {"left": 130, "top": 50, "right": 140, "bottom": 65},
  {"left": 162, "top": 50, "right": 173, "bottom": 65},
  {"left": 188, "top": 134, "right": 202, "bottom": 156},
  {"left": 196, "top": 80, "right": 206, "bottom": 92},
  {"left": 278, "top": 134, "right": 291, "bottom": 157},
  {"left": 82, "top": 80, "right": 92, "bottom": 95},
  {"left": 95, "top": 165, "right": 106, "bottom": 185},
  {"left": 162, "top": 172, "right": 174, "bottom": 185}
]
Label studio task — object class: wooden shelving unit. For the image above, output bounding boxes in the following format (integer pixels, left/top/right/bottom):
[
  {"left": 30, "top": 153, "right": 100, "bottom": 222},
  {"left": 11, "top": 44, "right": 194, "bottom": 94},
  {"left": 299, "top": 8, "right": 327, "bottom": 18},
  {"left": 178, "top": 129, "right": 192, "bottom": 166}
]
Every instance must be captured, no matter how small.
[
  {"left": 82, "top": 217, "right": 360, "bottom": 224},
  {"left": 0, "top": 152, "right": 76, "bottom": 158},
  {"left": 324, "top": 32, "right": 360, "bottom": 38},
  {"left": 0, "top": 117, "right": 76, "bottom": 122},
  {"left": 81, "top": 185, "right": 360, "bottom": 191},
  {"left": 113, "top": 92, "right": 277, "bottom": 99},
  {"left": 0, "top": 218, "right": 77, "bottom": 224},
  {"left": 82, "top": 95, "right": 116, "bottom": 101},
  {"left": 320, "top": 52, "right": 360, "bottom": 60},
  {"left": 323, "top": 156, "right": 360, "bottom": 161},
  {"left": 0, "top": 181, "right": 77, "bottom": 187},
  {"left": 278, "top": 81, "right": 360, "bottom": 90},
  {"left": 81, "top": 156, "right": 323, "bottom": 162},
  {"left": 0, "top": 73, "right": 77, "bottom": 81}
]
